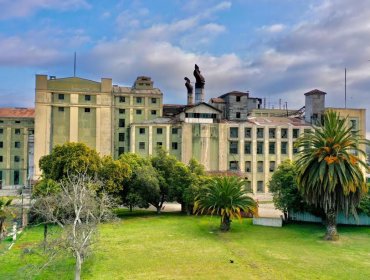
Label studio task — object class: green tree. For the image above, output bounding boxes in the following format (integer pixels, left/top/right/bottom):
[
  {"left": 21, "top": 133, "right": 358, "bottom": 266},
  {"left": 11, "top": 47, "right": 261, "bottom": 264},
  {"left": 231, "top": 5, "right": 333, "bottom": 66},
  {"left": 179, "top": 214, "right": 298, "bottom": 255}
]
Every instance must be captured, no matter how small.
[
  {"left": 0, "top": 197, "right": 13, "bottom": 240},
  {"left": 268, "top": 160, "right": 305, "bottom": 221},
  {"left": 194, "top": 176, "right": 257, "bottom": 231},
  {"left": 39, "top": 143, "right": 101, "bottom": 181},
  {"left": 98, "top": 156, "right": 131, "bottom": 195},
  {"left": 296, "top": 110, "right": 369, "bottom": 240},
  {"left": 358, "top": 188, "right": 370, "bottom": 216}
]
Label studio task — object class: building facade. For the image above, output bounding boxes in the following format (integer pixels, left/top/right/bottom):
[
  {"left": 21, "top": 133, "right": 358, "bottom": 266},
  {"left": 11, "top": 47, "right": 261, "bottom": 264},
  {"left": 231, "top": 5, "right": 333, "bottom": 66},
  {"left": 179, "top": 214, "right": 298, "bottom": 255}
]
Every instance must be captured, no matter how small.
[{"left": 0, "top": 74, "right": 367, "bottom": 194}]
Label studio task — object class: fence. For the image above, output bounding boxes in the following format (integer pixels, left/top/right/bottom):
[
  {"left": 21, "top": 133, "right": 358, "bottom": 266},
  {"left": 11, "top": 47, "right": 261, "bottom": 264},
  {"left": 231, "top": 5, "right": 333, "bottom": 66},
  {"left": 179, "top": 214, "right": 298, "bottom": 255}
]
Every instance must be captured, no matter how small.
[{"left": 289, "top": 211, "right": 370, "bottom": 226}]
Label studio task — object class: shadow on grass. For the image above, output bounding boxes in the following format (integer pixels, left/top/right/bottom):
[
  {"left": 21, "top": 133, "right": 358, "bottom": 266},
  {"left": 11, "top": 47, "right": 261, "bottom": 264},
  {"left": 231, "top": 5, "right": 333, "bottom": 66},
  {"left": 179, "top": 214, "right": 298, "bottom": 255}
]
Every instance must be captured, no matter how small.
[{"left": 113, "top": 208, "right": 185, "bottom": 219}]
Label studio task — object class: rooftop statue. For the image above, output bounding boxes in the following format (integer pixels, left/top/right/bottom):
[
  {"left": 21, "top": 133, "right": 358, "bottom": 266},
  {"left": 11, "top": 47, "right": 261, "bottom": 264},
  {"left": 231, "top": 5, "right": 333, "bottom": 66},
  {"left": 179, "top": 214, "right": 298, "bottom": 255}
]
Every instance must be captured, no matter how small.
[
  {"left": 184, "top": 77, "right": 193, "bottom": 94},
  {"left": 193, "top": 64, "right": 205, "bottom": 89}
]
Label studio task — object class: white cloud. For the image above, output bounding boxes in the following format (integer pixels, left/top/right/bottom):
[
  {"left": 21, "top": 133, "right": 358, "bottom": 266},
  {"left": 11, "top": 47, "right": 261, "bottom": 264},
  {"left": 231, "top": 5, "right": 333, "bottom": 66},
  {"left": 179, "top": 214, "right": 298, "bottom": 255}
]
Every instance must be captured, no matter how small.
[
  {"left": 0, "top": 0, "right": 90, "bottom": 19},
  {"left": 259, "top": 24, "right": 285, "bottom": 33}
]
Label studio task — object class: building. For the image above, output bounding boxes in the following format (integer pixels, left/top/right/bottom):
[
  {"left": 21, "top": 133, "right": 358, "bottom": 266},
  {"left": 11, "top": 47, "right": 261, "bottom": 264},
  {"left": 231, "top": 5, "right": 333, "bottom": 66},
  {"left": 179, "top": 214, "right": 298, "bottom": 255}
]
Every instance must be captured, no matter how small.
[
  {"left": 0, "top": 108, "right": 34, "bottom": 188},
  {"left": 0, "top": 74, "right": 367, "bottom": 194}
]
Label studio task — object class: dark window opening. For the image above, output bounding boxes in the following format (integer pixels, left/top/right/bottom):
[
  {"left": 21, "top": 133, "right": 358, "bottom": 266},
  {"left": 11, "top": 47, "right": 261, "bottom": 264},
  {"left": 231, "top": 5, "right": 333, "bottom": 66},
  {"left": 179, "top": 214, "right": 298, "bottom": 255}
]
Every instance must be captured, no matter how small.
[
  {"left": 58, "top": 94, "right": 64, "bottom": 100},
  {"left": 119, "top": 133, "right": 125, "bottom": 142},
  {"left": 119, "top": 119, "right": 125, "bottom": 128},
  {"left": 118, "top": 147, "right": 125, "bottom": 155},
  {"left": 157, "top": 128, "right": 163, "bottom": 134},
  {"left": 85, "top": 95, "right": 91, "bottom": 101},
  {"left": 84, "top": 108, "right": 91, "bottom": 113},
  {"left": 172, "top": 142, "right": 178, "bottom": 150},
  {"left": 139, "top": 128, "right": 145, "bottom": 134}
]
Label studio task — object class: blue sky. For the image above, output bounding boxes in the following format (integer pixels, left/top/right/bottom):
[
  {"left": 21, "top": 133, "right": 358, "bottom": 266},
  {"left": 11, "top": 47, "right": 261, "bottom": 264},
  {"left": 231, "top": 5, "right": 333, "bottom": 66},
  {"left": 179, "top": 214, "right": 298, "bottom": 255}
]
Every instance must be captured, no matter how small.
[{"left": 1, "top": 0, "right": 370, "bottom": 135}]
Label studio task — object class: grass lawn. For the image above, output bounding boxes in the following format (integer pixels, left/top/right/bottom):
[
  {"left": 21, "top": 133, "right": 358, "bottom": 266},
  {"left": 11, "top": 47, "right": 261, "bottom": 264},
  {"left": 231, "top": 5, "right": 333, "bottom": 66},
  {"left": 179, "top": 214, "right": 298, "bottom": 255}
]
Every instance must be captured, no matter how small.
[{"left": 0, "top": 210, "right": 369, "bottom": 280}]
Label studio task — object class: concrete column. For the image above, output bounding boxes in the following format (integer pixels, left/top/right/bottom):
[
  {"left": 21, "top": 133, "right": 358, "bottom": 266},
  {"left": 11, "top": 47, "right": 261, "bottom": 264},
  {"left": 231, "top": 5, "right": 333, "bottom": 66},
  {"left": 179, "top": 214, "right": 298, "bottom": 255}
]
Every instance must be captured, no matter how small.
[
  {"left": 148, "top": 126, "right": 153, "bottom": 155},
  {"left": 130, "top": 125, "right": 135, "bottom": 153},
  {"left": 218, "top": 124, "right": 227, "bottom": 171},
  {"left": 165, "top": 125, "right": 170, "bottom": 151},
  {"left": 288, "top": 126, "right": 293, "bottom": 160},
  {"left": 239, "top": 123, "right": 244, "bottom": 173},
  {"left": 69, "top": 107, "right": 78, "bottom": 142},
  {"left": 251, "top": 126, "right": 257, "bottom": 193},
  {"left": 96, "top": 107, "right": 101, "bottom": 152},
  {"left": 264, "top": 126, "right": 269, "bottom": 193},
  {"left": 181, "top": 123, "right": 193, "bottom": 165},
  {"left": 276, "top": 126, "right": 281, "bottom": 166}
]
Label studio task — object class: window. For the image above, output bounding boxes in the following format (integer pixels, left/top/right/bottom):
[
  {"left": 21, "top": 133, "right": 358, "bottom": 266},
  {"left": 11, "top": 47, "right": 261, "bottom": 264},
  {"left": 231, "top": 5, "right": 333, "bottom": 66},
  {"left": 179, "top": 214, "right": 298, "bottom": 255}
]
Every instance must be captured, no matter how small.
[
  {"left": 119, "top": 119, "right": 125, "bottom": 128},
  {"left": 269, "top": 128, "right": 276, "bottom": 139},
  {"left": 84, "top": 108, "right": 91, "bottom": 113},
  {"left": 229, "top": 161, "right": 239, "bottom": 171},
  {"left": 119, "top": 109, "right": 125, "bottom": 114},
  {"left": 118, "top": 147, "right": 125, "bottom": 155},
  {"left": 139, "top": 142, "right": 145, "bottom": 149},
  {"left": 172, "top": 128, "right": 178, "bottom": 134},
  {"left": 293, "top": 129, "right": 299, "bottom": 138},
  {"left": 172, "top": 142, "right": 178, "bottom": 150},
  {"left": 15, "top": 121, "right": 20, "bottom": 124},
  {"left": 269, "top": 161, "right": 276, "bottom": 172},
  {"left": 119, "top": 96, "right": 125, "bottom": 103},
  {"left": 157, "top": 142, "right": 163, "bottom": 147},
  {"left": 236, "top": 112, "right": 241, "bottom": 119},
  {"left": 85, "top": 95, "right": 91, "bottom": 101},
  {"left": 139, "top": 128, "right": 145, "bottom": 134},
  {"left": 281, "top": 142, "right": 288, "bottom": 154},
  {"left": 157, "top": 128, "right": 163, "bottom": 134},
  {"left": 15, "top": 129, "right": 21, "bottom": 135},
  {"left": 236, "top": 96, "right": 241, "bottom": 102},
  {"left": 244, "top": 128, "right": 251, "bottom": 138},
  {"left": 136, "top": 109, "right": 142, "bottom": 115},
  {"left": 0, "top": 142, "right": 3, "bottom": 148},
  {"left": 257, "top": 141, "right": 263, "bottom": 154},
  {"left": 257, "top": 161, "right": 263, "bottom": 172},
  {"left": 58, "top": 94, "right": 64, "bottom": 100},
  {"left": 245, "top": 161, "right": 251, "bottom": 172},
  {"left": 119, "top": 133, "right": 125, "bottom": 142},
  {"left": 136, "top": 97, "right": 142, "bottom": 103},
  {"left": 151, "top": 98, "right": 157, "bottom": 104},
  {"left": 151, "top": 110, "right": 157, "bottom": 115},
  {"left": 293, "top": 142, "right": 298, "bottom": 154},
  {"left": 58, "top": 107, "right": 64, "bottom": 112},
  {"left": 15, "top": 142, "right": 20, "bottom": 148},
  {"left": 230, "top": 127, "right": 238, "bottom": 138},
  {"left": 0, "top": 128, "right": 3, "bottom": 134},
  {"left": 14, "top": 156, "right": 20, "bottom": 162},
  {"left": 257, "top": 128, "right": 264, "bottom": 138},
  {"left": 257, "top": 181, "right": 264, "bottom": 193},
  {"left": 281, "top": 128, "right": 288, "bottom": 138},
  {"left": 229, "top": 141, "right": 238, "bottom": 154},
  {"left": 244, "top": 141, "right": 251, "bottom": 154},
  {"left": 0, "top": 156, "right": 3, "bottom": 162},
  {"left": 350, "top": 120, "right": 357, "bottom": 130},
  {"left": 245, "top": 181, "right": 252, "bottom": 192},
  {"left": 269, "top": 142, "right": 275, "bottom": 154},
  {"left": 14, "top": 170, "right": 19, "bottom": 185}
]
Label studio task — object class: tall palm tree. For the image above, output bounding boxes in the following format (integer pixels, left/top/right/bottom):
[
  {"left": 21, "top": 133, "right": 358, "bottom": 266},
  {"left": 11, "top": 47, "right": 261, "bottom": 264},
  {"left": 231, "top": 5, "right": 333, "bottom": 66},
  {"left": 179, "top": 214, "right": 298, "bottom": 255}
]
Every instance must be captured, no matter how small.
[
  {"left": 193, "top": 176, "right": 257, "bottom": 231},
  {"left": 0, "top": 197, "right": 13, "bottom": 240},
  {"left": 296, "top": 110, "right": 368, "bottom": 240}
]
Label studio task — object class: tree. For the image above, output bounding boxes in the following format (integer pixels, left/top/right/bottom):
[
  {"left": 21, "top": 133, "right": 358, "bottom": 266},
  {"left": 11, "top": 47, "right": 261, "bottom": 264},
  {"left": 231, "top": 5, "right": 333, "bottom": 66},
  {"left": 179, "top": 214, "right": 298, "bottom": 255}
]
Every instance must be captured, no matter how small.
[
  {"left": 0, "top": 197, "right": 13, "bottom": 240},
  {"left": 39, "top": 142, "right": 101, "bottom": 181},
  {"left": 358, "top": 188, "right": 370, "bottom": 216},
  {"left": 33, "top": 173, "right": 114, "bottom": 280},
  {"left": 194, "top": 176, "right": 257, "bottom": 231},
  {"left": 296, "top": 110, "right": 369, "bottom": 240},
  {"left": 268, "top": 160, "right": 305, "bottom": 221}
]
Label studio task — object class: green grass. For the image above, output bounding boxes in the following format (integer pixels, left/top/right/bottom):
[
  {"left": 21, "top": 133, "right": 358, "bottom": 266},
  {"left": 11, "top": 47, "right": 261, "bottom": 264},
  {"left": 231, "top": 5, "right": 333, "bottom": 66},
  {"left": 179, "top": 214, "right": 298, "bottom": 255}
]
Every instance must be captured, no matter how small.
[{"left": 1, "top": 211, "right": 370, "bottom": 279}]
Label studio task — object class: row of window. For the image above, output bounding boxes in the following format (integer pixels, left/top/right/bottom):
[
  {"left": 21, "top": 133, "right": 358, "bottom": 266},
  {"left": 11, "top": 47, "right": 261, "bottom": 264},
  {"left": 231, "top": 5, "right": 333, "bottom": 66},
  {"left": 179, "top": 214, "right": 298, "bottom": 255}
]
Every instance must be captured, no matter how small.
[
  {"left": 0, "top": 120, "right": 21, "bottom": 124},
  {"left": 0, "top": 141, "right": 21, "bottom": 148},
  {"left": 138, "top": 142, "right": 178, "bottom": 150},
  {"left": 0, "top": 128, "right": 22, "bottom": 134},
  {"left": 229, "top": 161, "right": 276, "bottom": 172},
  {"left": 230, "top": 127, "right": 305, "bottom": 139},
  {"left": 229, "top": 141, "right": 297, "bottom": 155},
  {"left": 0, "top": 155, "right": 22, "bottom": 163},
  {"left": 57, "top": 94, "right": 159, "bottom": 105},
  {"left": 136, "top": 127, "right": 179, "bottom": 135}
]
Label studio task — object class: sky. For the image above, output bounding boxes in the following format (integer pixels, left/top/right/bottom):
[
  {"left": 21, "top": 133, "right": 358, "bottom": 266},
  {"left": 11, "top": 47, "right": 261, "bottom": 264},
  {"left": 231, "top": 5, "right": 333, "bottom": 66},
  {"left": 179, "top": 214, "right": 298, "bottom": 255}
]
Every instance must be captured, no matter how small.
[{"left": 1, "top": 0, "right": 370, "bottom": 135}]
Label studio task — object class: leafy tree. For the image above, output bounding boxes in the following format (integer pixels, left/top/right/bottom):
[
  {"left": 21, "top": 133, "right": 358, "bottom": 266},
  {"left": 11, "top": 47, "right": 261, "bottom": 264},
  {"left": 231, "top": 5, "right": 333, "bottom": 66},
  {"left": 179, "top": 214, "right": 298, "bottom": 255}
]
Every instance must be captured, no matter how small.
[
  {"left": 39, "top": 142, "right": 101, "bottom": 181},
  {"left": 358, "top": 188, "right": 370, "bottom": 216},
  {"left": 268, "top": 160, "right": 306, "bottom": 221},
  {"left": 194, "top": 176, "right": 257, "bottom": 231},
  {"left": 296, "top": 110, "right": 369, "bottom": 240},
  {"left": 98, "top": 156, "right": 131, "bottom": 195},
  {"left": 0, "top": 197, "right": 13, "bottom": 240},
  {"left": 119, "top": 153, "right": 161, "bottom": 212}
]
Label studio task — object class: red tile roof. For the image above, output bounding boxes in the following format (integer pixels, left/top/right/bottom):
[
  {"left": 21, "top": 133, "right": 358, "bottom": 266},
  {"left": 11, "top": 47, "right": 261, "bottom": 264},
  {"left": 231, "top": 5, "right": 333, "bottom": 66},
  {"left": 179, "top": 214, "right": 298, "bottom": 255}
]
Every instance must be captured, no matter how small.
[
  {"left": 0, "top": 108, "right": 35, "bottom": 118},
  {"left": 210, "top": 97, "right": 225, "bottom": 103}
]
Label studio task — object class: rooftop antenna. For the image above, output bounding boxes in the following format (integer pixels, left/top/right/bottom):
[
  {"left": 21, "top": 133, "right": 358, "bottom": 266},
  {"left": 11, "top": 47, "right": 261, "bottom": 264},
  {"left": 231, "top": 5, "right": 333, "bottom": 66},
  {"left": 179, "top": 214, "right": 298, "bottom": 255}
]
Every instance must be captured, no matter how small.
[
  {"left": 74, "top": 52, "right": 77, "bottom": 77},
  {"left": 344, "top": 68, "right": 347, "bottom": 108}
]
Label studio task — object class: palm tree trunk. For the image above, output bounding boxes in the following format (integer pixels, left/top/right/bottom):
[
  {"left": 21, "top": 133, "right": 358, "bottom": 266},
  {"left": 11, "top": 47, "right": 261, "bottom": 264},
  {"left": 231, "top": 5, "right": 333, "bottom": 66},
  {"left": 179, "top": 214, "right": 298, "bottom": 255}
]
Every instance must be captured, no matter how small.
[
  {"left": 324, "top": 208, "right": 339, "bottom": 241},
  {"left": 220, "top": 215, "right": 231, "bottom": 232}
]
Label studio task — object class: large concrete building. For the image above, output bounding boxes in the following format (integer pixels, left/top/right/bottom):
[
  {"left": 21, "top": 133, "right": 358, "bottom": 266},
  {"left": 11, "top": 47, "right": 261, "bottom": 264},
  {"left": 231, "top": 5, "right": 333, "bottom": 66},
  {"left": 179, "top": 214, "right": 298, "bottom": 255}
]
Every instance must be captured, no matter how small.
[{"left": 0, "top": 73, "right": 367, "bottom": 194}]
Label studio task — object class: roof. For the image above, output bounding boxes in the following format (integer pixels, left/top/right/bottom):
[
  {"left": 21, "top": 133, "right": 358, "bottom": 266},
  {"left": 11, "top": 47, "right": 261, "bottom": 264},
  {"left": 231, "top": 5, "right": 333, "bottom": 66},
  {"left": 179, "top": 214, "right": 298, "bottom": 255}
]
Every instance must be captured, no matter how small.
[
  {"left": 218, "top": 91, "right": 249, "bottom": 99},
  {"left": 304, "top": 89, "right": 327, "bottom": 96},
  {"left": 0, "top": 108, "right": 35, "bottom": 118},
  {"left": 246, "top": 116, "right": 311, "bottom": 126},
  {"left": 163, "top": 104, "right": 186, "bottom": 116},
  {"left": 210, "top": 97, "right": 226, "bottom": 104},
  {"left": 183, "top": 102, "right": 223, "bottom": 113}
]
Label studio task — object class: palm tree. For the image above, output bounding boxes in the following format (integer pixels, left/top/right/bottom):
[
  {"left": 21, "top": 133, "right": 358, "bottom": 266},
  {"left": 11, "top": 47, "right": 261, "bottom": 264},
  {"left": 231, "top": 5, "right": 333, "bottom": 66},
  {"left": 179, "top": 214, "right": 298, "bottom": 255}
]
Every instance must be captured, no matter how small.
[
  {"left": 296, "top": 110, "right": 368, "bottom": 240},
  {"left": 0, "top": 197, "right": 13, "bottom": 240},
  {"left": 193, "top": 176, "right": 257, "bottom": 231}
]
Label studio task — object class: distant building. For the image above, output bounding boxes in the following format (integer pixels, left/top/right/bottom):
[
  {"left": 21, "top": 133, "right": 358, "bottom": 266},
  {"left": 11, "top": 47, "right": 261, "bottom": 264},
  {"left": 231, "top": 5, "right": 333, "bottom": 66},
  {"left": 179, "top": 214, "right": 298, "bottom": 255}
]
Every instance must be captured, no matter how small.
[{"left": 0, "top": 74, "right": 366, "bottom": 193}]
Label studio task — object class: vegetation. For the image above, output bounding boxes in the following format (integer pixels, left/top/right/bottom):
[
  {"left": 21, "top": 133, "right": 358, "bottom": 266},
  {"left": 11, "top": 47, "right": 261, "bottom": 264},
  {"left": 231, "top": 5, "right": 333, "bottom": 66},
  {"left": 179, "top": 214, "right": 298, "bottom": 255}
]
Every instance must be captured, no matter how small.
[
  {"left": 194, "top": 176, "right": 257, "bottom": 231},
  {"left": 358, "top": 188, "right": 370, "bottom": 216},
  {"left": 296, "top": 110, "right": 369, "bottom": 240},
  {"left": 0, "top": 197, "right": 13, "bottom": 240},
  {"left": 1, "top": 213, "right": 370, "bottom": 279}
]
